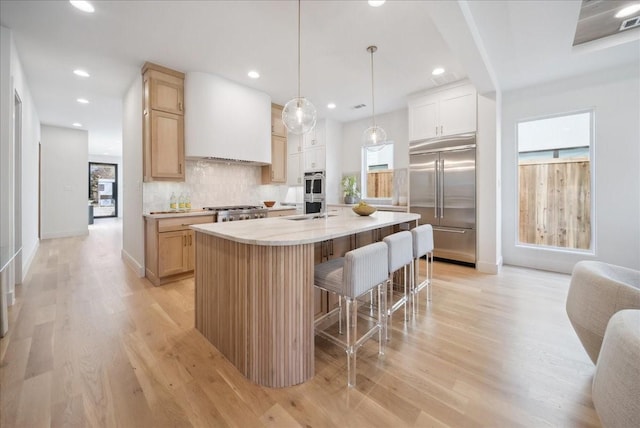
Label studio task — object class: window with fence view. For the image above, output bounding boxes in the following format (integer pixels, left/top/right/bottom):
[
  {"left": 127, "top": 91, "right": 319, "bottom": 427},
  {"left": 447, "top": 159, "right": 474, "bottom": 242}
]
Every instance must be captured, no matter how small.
[
  {"left": 517, "top": 111, "right": 592, "bottom": 250},
  {"left": 363, "top": 143, "right": 393, "bottom": 199}
]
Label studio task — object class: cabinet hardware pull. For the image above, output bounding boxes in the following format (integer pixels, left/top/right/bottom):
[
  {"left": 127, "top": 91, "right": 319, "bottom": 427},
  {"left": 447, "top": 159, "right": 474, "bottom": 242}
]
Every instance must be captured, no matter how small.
[
  {"left": 179, "top": 164, "right": 182, "bottom": 174},
  {"left": 435, "top": 126, "right": 438, "bottom": 135},
  {"left": 189, "top": 235, "right": 192, "bottom": 245},
  {"left": 179, "top": 102, "right": 183, "bottom": 111},
  {"left": 440, "top": 125, "right": 443, "bottom": 135}
]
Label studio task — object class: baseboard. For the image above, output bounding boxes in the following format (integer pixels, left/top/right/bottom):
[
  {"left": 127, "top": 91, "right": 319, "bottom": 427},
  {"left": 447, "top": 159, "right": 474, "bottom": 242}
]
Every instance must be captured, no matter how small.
[
  {"left": 476, "top": 257, "right": 503, "bottom": 274},
  {"left": 40, "top": 229, "right": 89, "bottom": 240},
  {"left": 21, "top": 240, "right": 39, "bottom": 283},
  {"left": 121, "top": 249, "right": 144, "bottom": 277}
]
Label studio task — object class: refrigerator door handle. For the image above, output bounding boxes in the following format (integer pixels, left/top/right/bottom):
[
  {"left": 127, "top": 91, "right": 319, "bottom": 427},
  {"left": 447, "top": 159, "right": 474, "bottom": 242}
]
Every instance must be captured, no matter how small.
[
  {"left": 440, "top": 159, "right": 445, "bottom": 218},
  {"left": 433, "top": 227, "right": 466, "bottom": 234},
  {"left": 434, "top": 159, "right": 439, "bottom": 219}
]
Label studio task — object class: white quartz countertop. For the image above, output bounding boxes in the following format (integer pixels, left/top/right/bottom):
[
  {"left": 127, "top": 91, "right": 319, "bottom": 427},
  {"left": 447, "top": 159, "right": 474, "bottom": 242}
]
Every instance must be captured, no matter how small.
[
  {"left": 143, "top": 209, "right": 216, "bottom": 219},
  {"left": 328, "top": 203, "right": 408, "bottom": 212},
  {"left": 191, "top": 211, "right": 420, "bottom": 246}
]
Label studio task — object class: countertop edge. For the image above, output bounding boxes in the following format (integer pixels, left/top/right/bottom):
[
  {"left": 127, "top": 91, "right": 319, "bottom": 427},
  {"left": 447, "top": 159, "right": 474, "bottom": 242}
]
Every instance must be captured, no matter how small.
[{"left": 191, "top": 212, "right": 420, "bottom": 246}]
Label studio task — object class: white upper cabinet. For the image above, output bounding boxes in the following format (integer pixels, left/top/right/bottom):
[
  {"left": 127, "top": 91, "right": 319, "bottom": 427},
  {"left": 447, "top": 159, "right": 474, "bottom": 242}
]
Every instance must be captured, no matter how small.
[
  {"left": 184, "top": 71, "right": 271, "bottom": 163},
  {"left": 408, "top": 83, "right": 477, "bottom": 142},
  {"left": 287, "top": 152, "right": 303, "bottom": 186},
  {"left": 303, "top": 124, "right": 325, "bottom": 148}
]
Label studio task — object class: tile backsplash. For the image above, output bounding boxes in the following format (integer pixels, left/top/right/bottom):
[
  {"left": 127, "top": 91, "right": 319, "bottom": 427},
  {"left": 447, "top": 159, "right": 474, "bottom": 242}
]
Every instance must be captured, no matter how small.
[{"left": 143, "top": 160, "right": 291, "bottom": 212}]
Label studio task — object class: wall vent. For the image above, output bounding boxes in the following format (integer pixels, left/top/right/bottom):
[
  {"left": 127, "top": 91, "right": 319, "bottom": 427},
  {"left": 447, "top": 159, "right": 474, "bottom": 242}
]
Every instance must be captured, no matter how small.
[
  {"left": 431, "top": 72, "right": 461, "bottom": 87},
  {"left": 620, "top": 16, "right": 640, "bottom": 31}
]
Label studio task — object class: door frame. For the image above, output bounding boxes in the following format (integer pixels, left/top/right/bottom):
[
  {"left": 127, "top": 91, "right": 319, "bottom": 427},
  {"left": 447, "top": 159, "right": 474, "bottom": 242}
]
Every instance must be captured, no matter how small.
[{"left": 88, "top": 162, "right": 118, "bottom": 219}]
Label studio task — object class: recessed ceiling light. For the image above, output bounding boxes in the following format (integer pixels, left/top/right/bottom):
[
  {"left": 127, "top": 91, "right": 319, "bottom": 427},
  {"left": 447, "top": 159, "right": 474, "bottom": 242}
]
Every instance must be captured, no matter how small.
[
  {"left": 615, "top": 3, "right": 640, "bottom": 18},
  {"left": 69, "top": 1, "right": 95, "bottom": 13},
  {"left": 368, "top": 0, "right": 386, "bottom": 7},
  {"left": 72, "top": 122, "right": 82, "bottom": 127},
  {"left": 432, "top": 67, "right": 445, "bottom": 76},
  {"left": 327, "top": 103, "right": 336, "bottom": 109},
  {"left": 73, "top": 69, "right": 90, "bottom": 77},
  {"left": 248, "top": 70, "right": 260, "bottom": 79},
  {"left": 77, "top": 98, "right": 89, "bottom": 104}
]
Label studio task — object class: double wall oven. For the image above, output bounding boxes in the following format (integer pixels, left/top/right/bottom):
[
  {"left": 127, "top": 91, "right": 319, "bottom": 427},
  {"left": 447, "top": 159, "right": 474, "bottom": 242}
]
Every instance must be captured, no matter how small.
[{"left": 304, "top": 171, "right": 325, "bottom": 215}]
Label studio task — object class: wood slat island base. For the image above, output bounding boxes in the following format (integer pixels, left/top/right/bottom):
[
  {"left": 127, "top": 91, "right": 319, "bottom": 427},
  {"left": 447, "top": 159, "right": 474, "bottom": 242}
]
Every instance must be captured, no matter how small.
[
  {"left": 192, "top": 211, "right": 420, "bottom": 387},
  {"left": 195, "top": 234, "right": 315, "bottom": 387}
]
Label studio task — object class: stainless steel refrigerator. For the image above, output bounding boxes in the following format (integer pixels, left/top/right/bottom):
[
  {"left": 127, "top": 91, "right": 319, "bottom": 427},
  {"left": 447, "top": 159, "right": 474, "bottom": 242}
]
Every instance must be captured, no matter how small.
[{"left": 409, "top": 133, "right": 476, "bottom": 264}]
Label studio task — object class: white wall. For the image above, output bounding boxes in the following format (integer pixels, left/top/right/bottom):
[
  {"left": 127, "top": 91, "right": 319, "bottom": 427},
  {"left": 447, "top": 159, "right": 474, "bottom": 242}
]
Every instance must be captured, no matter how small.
[
  {"left": 1, "top": 26, "right": 41, "bottom": 300},
  {"left": 342, "top": 108, "right": 409, "bottom": 173},
  {"left": 122, "top": 77, "right": 145, "bottom": 276},
  {"left": 502, "top": 64, "right": 640, "bottom": 273},
  {"left": 476, "top": 92, "right": 501, "bottom": 274},
  {"left": 40, "top": 125, "right": 88, "bottom": 239},
  {"left": 89, "top": 154, "right": 123, "bottom": 218},
  {"left": 341, "top": 108, "right": 409, "bottom": 201}
]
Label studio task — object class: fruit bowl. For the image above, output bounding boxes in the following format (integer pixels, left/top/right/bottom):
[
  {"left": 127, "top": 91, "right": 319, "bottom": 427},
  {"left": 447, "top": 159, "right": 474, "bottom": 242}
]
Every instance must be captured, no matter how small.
[
  {"left": 352, "top": 203, "right": 377, "bottom": 216},
  {"left": 263, "top": 201, "right": 276, "bottom": 208}
]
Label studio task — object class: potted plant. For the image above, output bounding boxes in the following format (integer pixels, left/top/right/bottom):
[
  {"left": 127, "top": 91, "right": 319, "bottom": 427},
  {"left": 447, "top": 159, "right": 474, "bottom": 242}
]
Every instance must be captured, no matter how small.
[{"left": 341, "top": 175, "right": 361, "bottom": 204}]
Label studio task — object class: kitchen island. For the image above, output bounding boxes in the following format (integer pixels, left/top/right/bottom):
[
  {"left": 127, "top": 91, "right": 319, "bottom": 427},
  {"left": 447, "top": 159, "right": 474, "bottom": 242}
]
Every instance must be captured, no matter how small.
[{"left": 191, "top": 210, "right": 419, "bottom": 387}]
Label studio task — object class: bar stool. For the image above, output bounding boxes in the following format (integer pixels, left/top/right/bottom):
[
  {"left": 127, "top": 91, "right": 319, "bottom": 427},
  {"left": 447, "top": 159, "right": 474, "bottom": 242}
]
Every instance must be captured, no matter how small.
[
  {"left": 314, "top": 242, "right": 388, "bottom": 388},
  {"left": 411, "top": 224, "right": 434, "bottom": 313},
  {"left": 382, "top": 231, "right": 414, "bottom": 339}
]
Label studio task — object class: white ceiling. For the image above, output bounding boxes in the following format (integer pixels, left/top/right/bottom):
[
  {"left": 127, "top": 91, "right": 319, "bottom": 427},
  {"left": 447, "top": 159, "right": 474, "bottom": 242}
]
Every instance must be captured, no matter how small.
[{"left": 1, "top": 0, "right": 638, "bottom": 158}]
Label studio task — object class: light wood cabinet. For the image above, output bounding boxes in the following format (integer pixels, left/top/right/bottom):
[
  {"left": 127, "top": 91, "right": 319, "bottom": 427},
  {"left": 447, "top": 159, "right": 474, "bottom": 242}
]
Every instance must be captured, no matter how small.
[
  {"left": 408, "top": 83, "right": 477, "bottom": 141},
  {"left": 262, "top": 104, "right": 288, "bottom": 184},
  {"left": 271, "top": 104, "right": 287, "bottom": 137},
  {"left": 142, "top": 62, "right": 185, "bottom": 182},
  {"left": 144, "top": 214, "right": 214, "bottom": 286}
]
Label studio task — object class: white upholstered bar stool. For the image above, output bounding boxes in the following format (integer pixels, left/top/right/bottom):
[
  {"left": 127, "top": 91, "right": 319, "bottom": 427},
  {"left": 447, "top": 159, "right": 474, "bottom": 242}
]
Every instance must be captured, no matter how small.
[
  {"left": 411, "top": 224, "right": 434, "bottom": 313},
  {"left": 382, "top": 231, "right": 414, "bottom": 339},
  {"left": 314, "top": 242, "right": 388, "bottom": 388}
]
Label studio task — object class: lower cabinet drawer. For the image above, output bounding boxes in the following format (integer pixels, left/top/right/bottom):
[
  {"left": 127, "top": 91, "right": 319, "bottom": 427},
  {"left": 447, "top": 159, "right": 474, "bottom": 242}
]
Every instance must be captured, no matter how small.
[{"left": 157, "top": 215, "right": 214, "bottom": 232}]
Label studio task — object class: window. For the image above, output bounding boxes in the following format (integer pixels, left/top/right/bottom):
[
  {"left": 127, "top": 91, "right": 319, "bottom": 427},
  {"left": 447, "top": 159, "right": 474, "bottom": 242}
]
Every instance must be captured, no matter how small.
[
  {"left": 362, "top": 142, "right": 394, "bottom": 200},
  {"left": 517, "top": 111, "right": 593, "bottom": 250}
]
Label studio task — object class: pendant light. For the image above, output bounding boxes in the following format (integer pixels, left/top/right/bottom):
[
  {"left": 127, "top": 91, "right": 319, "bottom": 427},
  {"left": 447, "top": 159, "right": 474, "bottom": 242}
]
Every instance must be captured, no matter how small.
[
  {"left": 282, "top": 0, "right": 317, "bottom": 135},
  {"left": 362, "top": 45, "right": 387, "bottom": 150}
]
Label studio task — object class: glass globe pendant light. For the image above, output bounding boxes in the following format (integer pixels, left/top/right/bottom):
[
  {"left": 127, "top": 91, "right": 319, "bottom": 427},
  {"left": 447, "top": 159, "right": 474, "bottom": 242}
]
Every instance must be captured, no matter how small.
[
  {"left": 282, "top": 0, "right": 317, "bottom": 135},
  {"left": 363, "top": 45, "right": 386, "bottom": 151}
]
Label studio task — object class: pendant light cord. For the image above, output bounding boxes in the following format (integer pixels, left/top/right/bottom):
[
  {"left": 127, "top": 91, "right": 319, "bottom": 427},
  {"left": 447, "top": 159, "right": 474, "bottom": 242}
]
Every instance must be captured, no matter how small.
[
  {"left": 371, "top": 48, "right": 375, "bottom": 126},
  {"left": 368, "top": 46, "right": 377, "bottom": 127},
  {"left": 297, "top": 0, "right": 301, "bottom": 100}
]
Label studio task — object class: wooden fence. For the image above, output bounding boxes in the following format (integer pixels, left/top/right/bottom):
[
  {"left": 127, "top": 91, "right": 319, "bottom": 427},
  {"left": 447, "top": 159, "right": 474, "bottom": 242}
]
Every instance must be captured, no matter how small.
[
  {"left": 367, "top": 170, "right": 393, "bottom": 198},
  {"left": 519, "top": 159, "right": 591, "bottom": 249}
]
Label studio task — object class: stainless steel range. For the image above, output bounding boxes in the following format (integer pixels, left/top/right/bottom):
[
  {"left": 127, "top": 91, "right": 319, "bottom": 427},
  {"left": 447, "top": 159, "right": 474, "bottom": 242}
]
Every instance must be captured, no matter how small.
[{"left": 203, "top": 205, "right": 268, "bottom": 222}]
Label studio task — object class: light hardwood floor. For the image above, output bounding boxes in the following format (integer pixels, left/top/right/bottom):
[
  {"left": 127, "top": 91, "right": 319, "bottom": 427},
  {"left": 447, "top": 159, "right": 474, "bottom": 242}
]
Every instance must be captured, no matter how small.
[{"left": 0, "top": 218, "right": 600, "bottom": 427}]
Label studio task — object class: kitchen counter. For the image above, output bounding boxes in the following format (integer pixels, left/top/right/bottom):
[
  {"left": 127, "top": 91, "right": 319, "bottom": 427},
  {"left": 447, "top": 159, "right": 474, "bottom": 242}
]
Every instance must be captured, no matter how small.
[
  {"left": 191, "top": 211, "right": 418, "bottom": 246},
  {"left": 193, "top": 210, "right": 419, "bottom": 387},
  {"left": 143, "top": 209, "right": 216, "bottom": 219},
  {"left": 328, "top": 203, "right": 408, "bottom": 212},
  {"left": 265, "top": 205, "right": 298, "bottom": 212}
]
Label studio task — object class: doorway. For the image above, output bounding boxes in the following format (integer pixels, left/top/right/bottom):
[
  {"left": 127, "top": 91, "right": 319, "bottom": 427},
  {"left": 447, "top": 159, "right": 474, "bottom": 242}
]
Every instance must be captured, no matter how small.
[{"left": 89, "top": 162, "right": 118, "bottom": 218}]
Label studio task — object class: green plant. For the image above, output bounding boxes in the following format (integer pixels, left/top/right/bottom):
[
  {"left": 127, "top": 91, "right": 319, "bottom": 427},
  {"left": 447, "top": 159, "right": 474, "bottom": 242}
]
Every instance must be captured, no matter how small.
[{"left": 341, "top": 175, "right": 360, "bottom": 197}]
